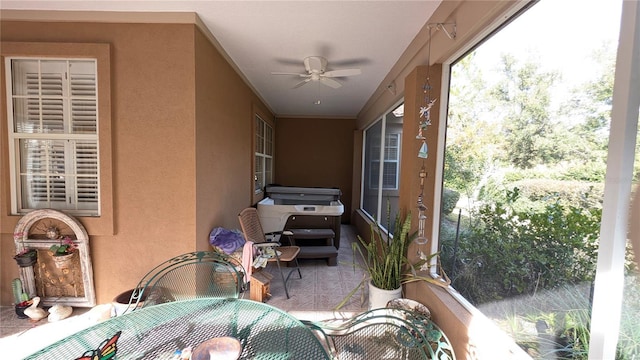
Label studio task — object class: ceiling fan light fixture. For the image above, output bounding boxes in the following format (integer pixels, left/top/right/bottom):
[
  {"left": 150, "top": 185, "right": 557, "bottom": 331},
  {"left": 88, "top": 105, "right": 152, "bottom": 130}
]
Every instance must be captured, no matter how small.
[{"left": 314, "top": 100, "right": 321, "bottom": 105}]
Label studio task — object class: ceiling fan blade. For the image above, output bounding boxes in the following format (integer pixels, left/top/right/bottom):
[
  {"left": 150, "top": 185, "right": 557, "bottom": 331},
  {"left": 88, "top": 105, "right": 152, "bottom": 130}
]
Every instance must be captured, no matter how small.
[
  {"left": 320, "top": 77, "right": 342, "bottom": 89},
  {"left": 323, "top": 68, "right": 361, "bottom": 78},
  {"left": 271, "top": 71, "right": 306, "bottom": 77},
  {"left": 292, "top": 79, "right": 311, "bottom": 89}
]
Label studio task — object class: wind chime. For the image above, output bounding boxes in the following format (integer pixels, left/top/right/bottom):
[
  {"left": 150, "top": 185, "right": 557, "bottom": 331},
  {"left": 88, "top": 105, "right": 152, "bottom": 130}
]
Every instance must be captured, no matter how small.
[{"left": 414, "top": 25, "right": 437, "bottom": 247}]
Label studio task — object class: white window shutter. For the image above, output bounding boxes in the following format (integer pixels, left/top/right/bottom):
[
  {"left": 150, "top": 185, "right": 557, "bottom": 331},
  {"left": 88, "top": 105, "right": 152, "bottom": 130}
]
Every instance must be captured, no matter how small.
[
  {"left": 69, "top": 71, "right": 97, "bottom": 134},
  {"left": 75, "top": 142, "right": 99, "bottom": 204},
  {"left": 8, "top": 58, "right": 99, "bottom": 215}
]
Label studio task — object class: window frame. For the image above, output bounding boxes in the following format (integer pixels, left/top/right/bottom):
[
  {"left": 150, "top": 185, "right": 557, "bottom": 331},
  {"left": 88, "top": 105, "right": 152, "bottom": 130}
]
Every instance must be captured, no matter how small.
[
  {"left": 1, "top": 41, "right": 113, "bottom": 236},
  {"left": 361, "top": 100, "right": 404, "bottom": 231},
  {"left": 252, "top": 112, "right": 274, "bottom": 204},
  {"left": 430, "top": 1, "right": 633, "bottom": 357},
  {"left": 6, "top": 57, "right": 100, "bottom": 216}
]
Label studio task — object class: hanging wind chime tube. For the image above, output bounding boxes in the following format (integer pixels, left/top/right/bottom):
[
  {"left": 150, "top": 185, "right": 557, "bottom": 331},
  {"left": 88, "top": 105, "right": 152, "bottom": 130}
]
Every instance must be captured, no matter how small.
[
  {"left": 415, "top": 165, "right": 428, "bottom": 245},
  {"left": 414, "top": 25, "right": 438, "bottom": 247}
]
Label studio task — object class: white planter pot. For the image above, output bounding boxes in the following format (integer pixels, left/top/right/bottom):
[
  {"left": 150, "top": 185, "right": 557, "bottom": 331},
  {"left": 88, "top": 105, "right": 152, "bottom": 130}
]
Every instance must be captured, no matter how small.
[
  {"left": 368, "top": 281, "right": 402, "bottom": 309},
  {"left": 112, "top": 289, "right": 145, "bottom": 316}
]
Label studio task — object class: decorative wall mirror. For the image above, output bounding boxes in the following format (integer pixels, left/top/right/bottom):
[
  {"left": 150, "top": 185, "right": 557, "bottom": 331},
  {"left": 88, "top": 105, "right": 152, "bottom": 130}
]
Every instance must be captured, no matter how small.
[{"left": 13, "top": 209, "right": 96, "bottom": 307}]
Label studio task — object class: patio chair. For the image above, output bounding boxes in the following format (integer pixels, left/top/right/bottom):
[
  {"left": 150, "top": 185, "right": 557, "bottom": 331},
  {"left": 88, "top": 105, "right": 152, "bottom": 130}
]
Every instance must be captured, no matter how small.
[
  {"left": 302, "top": 307, "right": 456, "bottom": 359},
  {"left": 238, "top": 207, "right": 302, "bottom": 299},
  {"left": 124, "top": 251, "right": 245, "bottom": 313}
]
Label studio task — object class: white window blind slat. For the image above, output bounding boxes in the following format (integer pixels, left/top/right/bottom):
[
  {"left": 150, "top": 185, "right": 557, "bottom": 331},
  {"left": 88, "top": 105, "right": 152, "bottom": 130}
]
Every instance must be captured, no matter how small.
[
  {"left": 71, "top": 99, "right": 97, "bottom": 133},
  {"left": 70, "top": 73, "right": 97, "bottom": 97},
  {"left": 19, "top": 140, "right": 46, "bottom": 173},
  {"left": 41, "top": 74, "right": 63, "bottom": 96},
  {"left": 23, "top": 176, "right": 47, "bottom": 202},
  {"left": 75, "top": 142, "right": 98, "bottom": 175},
  {"left": 48, "top": 177, "right": 67, "bottom": 201},
  {"left": 70, "top": 70, "right": 97, "bottom": 134},
  {"left": 77, "top": 177, "right": 99, "bottom": 203},
  {"left": 48, "top": 141, "right": 66, "bottom": 174}
]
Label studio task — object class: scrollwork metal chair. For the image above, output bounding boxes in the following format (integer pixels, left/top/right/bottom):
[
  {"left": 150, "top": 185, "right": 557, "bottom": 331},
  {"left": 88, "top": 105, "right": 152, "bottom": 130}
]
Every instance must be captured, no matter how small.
[
  {"left": 124, "top": 251, "right": 245, "bottom": 313},
  {"left": 303, "top": 307, "right": 456, "bottom": 359}
]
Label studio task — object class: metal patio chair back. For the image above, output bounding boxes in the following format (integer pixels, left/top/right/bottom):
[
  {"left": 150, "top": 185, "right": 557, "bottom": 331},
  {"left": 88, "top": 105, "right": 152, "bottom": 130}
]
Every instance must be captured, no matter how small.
[
  {"left": 303, "top": 307, "right": 456, "bottom": 359},
  {"left": 124, "top": 251, "right": 245, "bottom": 313},
  {"left": 238, "top": 207, "right": 301, "bottom": 299}
]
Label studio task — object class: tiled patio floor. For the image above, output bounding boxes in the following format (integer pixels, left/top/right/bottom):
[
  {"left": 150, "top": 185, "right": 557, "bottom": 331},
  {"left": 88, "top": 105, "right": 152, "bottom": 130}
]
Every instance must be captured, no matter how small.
[
  {"left": 0, "top": 224, "right": 368, "bottom": 357},
  {"left": 261, "top": 224, "right": 369, "bottom": 320}
]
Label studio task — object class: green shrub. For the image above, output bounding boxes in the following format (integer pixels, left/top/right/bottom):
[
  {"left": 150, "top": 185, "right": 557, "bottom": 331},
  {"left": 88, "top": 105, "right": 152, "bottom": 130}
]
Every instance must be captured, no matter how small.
[
  {"left": 441, "top": 188, "right": 601, "bottom": 304},
  {"left": 479, "top": 178, "right": 603, "bottom": 212},
  {"left": 508, "top": 179, "right": 604, "bottom": 209},
  {"left": 442, "top": 188, "right": 461, "bottom": 215},
  {"left": 561, "top": 161, "right": 607, "bottom": 182}
]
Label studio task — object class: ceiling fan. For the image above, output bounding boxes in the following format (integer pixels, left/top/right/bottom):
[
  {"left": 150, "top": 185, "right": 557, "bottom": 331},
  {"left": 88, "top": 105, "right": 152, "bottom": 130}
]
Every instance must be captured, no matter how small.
[{"left": 271, "top": 56, "right": 361, "bottom": 89}]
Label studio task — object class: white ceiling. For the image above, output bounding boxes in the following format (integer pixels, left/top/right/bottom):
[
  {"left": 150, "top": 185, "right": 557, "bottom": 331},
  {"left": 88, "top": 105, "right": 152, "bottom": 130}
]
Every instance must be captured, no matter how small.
[{"left": 0, "top": 1, "right": 442, "bottom": 118}]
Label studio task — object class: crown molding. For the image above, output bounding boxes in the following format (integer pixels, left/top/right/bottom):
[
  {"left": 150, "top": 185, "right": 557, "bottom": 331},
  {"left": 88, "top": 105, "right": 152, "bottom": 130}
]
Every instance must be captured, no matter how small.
[{"left": 0, "top": 9, "right": 199, "bottom": 25}]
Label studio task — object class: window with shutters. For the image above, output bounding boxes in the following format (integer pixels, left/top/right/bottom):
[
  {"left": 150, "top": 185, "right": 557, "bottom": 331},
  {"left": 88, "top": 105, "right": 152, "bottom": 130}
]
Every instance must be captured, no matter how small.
[
  {"left": 254, "top": 114, "right": 273, "bottom": 195},
  {"left": 6, "top": 58, "right": 99, "bottom": 216}
]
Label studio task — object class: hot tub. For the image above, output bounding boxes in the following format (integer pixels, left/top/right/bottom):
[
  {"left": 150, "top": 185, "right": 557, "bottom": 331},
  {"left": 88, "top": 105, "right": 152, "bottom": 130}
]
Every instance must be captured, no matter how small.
[{"left": 257, "top": 186, "right": 344, "bottom": 249}]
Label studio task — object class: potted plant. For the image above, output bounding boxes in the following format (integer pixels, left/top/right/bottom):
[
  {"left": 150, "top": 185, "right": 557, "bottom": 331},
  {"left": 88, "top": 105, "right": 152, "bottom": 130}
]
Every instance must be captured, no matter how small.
[
  {"left": 13, "top": 231, "right": 38, "bottom": 267},
  {"left": 49, "top": 236, "right": 77, "bottom": 269},
  {"left": 13, "top": 248, "right": 38, "bottom": 268},
  {"left": 336, "top": 211, "right": 449, "bottom": 310},
  {"left": 12, "top": 278, "right": 32, "bottom": 319}
]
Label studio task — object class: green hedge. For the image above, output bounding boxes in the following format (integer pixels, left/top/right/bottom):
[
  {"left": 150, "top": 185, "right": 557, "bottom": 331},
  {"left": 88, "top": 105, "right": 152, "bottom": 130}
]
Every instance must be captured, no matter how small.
[
  {"left": 440, "top": 189, "right": 601, "bottom": 305},
  {"left": 442, "top": 188, "right": 461, "bottom": 215},
  {"left": 480, "top": 178, "right": 604, "bottom": 212}
]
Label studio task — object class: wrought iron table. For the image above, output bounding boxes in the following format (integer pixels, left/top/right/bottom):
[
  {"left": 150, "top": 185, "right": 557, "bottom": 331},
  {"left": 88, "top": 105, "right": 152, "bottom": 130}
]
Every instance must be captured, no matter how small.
[{"left": 25, "top": 298, "right": 330, "bottom": 359}]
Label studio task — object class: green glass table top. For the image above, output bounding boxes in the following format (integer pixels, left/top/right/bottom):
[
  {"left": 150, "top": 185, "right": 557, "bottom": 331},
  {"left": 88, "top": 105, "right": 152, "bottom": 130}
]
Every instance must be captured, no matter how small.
[{"left": 25, "top": 298, "right": 330, "bottom": 360}]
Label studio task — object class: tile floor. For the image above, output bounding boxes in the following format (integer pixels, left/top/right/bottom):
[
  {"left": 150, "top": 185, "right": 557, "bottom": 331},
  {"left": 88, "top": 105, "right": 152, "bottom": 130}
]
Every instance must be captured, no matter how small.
[
  {"left": 260, "top": 224, "right": 369, "bottom": 320},
  {"left": 0, "top": 224, "right": 369, "bottom": 356}
]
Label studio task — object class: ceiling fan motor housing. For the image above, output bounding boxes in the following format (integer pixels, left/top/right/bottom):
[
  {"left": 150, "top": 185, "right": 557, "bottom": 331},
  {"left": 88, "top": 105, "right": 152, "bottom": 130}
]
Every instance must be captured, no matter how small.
[{"left": 304, "top": 56, "right": 328, "bottom": 73}]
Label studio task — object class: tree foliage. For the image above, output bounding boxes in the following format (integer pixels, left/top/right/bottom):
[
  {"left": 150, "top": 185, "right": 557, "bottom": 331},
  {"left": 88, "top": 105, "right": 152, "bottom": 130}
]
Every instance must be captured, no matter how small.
[
  {"left": 445, "top": 54, "right": 501, "bottom": 196},
  {"left": 491, "top": 54, "right": 562, "bottom": 169},
  {"left": 440, "top": 43, "right": 622, "bottom": 306}
]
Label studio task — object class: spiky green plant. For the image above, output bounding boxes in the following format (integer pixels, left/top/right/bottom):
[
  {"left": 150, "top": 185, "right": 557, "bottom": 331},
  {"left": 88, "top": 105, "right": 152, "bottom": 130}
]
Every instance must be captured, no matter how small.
[
  {"left": 360, "top": 213, "right": 412, "bottom": 290},
  {"left": 334, "top": 214, "right": 410, "bottom": 310},
  {"left": 11, "top": 278, "right": 28, "bottom": 305},
  {"left": 335, "top": 210, "right": 450, "bottom": 310}
]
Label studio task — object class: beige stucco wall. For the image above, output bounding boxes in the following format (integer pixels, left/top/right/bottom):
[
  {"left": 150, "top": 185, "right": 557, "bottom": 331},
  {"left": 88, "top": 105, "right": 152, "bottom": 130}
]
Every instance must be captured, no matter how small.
[
  {"left": 0, "top": 20, "right": 270, "bottom": 305},
  {"left": 193, "top": 28, "right": 271, "bottom": 250},
  {"left": 274, "top": 117, "right": 355, "bottom": 223}
]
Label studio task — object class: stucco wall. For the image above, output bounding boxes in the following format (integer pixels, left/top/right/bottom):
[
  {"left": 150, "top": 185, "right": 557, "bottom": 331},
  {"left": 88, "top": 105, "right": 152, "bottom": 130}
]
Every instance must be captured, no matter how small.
[
  {"left": 274, "top": 117, "right": 355, "bottom": 223},
  {"left": 0, "top": 20, "right": 267, "bottom": 305},
  {"left": 193, "top": 28, "right": 272, "bottom": 248}
]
